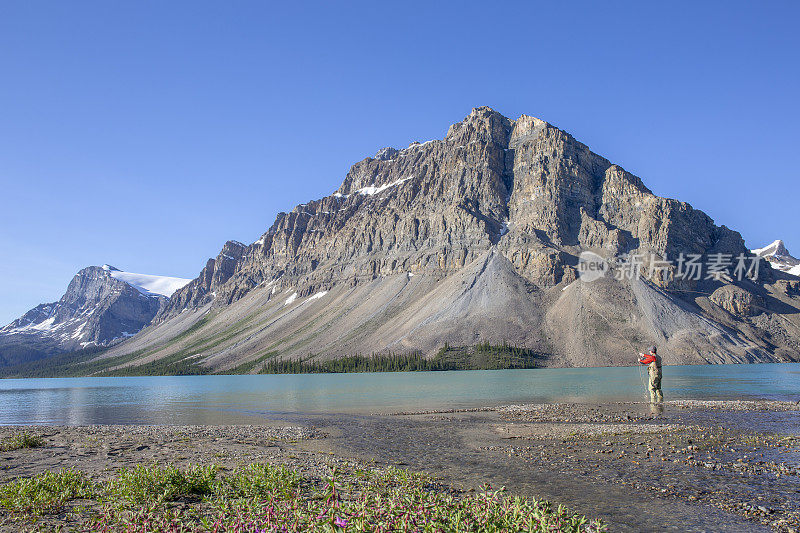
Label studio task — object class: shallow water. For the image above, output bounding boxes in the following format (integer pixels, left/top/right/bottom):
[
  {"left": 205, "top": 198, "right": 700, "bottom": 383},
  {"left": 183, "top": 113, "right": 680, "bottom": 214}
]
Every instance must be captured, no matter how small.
[{"left": 1, "top": 363, "right": 798, "bottom": 425}]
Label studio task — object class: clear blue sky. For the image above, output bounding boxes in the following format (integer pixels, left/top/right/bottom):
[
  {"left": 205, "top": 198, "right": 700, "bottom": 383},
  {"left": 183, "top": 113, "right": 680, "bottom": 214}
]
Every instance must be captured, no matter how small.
[{"left": 1, "top": 1, "right": 798, "bottom": 325}]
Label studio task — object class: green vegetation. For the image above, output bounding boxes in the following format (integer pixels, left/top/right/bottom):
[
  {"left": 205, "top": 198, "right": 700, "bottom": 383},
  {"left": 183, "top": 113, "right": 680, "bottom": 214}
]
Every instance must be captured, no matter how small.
[
  {"left": 0, "top": 344, "right": 50, "bottom": 368},
  {"left": 0, "top": 313, "right": 218, "bottom": 378},
  {"left": 97, "top": 314, "right": 219, "bottom": 376},
  {"left": 1, "top": 339, "right": 542, "bottom": 378},
  {"left": 111, "top": 464, "right": 218, "bottom": 505},
  {"left": 221, "top": 462, "right": 301, "bottom": 499},
  {"left": 0, "top": 432, "right": 45, "bottom": 452},
  {"left": 0, "top": 344, "right": 109, "bottom": 378},
  {"left": 260, "top": 343, "right": 542, "bottom": 374},
  {"left": 225, "top": 350, "right": 278, "bottom": 374},
  {"left": 101, "top": 349, "right": 212, "bottom": 377},
  {"left": 0, "top": 468, "right": 93, "bottom": 515},
  {"left": 435, "top": 341, "right": 542, "bottom": 370},
  {"left": 0, "top": 462, "right": 605, "bottom": 532},
  {"left": 261, "top": 352, "right": 445, "bottom": 373},
  {"left": 101, "top": 307, "right": 302, "bottom": 376}
]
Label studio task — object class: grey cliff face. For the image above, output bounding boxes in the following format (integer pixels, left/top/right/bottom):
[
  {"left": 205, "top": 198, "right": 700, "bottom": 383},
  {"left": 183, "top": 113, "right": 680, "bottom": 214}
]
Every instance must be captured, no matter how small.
[
  {"left": 163, "top": 107, "right": 759, "bottom": 312},
  {"left": 0, "top": 267, "right": 165, "bottom": 367},
  {"left": 163, "top": 241, "right": 247, "bottom": 312},
  {"left": 85, "top": 108, "right": 800, "bottom": 371}
]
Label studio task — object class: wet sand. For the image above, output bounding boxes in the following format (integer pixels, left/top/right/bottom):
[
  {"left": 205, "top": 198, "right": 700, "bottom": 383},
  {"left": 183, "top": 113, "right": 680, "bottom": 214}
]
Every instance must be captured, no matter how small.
[{"left": 1, "top": 399, "right": 798, "bottom": 532}]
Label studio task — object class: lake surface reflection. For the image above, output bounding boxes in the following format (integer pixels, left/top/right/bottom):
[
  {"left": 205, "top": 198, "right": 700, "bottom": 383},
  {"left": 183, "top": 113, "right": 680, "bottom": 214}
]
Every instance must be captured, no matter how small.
[{"left": 1, "top": 363, "right": 798, "bottom": 425}]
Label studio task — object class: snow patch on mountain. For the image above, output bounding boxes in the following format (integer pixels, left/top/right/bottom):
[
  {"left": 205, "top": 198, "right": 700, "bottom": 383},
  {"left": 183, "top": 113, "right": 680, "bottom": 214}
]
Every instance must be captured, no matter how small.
[
  {"left": 102, "top": 265, "right": 191, "bottom": 297},
  {"left": 334, "top": 176, "right": 414, "bottom": 199},
  {"left": 751, "top": 239, "right": 800, "bottom": 277},
  {"left": 356, "top": 176, "right": 413, "bottom": 196},
  {"left": 284, "top": 292, "right": 298, "bottom": 306}
]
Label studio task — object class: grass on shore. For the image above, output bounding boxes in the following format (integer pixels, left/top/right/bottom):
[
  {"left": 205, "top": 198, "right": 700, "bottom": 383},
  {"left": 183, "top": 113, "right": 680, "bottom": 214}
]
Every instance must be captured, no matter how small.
[
  {"left": 0, "top": 432, "right": 45, "bottom": 452},
  {"left": 0, "top": 462, "right": 606, "bottom": 532}
]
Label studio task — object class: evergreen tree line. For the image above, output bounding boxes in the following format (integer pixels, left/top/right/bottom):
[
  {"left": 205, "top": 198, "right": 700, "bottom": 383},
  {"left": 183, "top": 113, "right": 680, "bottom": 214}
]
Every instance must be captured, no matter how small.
[
  {"left": 260, "top": 343, "right": 541, "bottom": 374},
  {"left": 0, "top": 341, "right": 542, "bottom": 378}
]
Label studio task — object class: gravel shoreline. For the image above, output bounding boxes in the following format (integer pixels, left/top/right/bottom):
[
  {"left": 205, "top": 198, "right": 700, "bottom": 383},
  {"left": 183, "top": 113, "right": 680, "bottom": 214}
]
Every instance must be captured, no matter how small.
[
  {"left": 1, "top": 399, "right": 798, "bottom": 532},
  {"left": 482, "top": 400, "right": 800, "bottom": 532}
]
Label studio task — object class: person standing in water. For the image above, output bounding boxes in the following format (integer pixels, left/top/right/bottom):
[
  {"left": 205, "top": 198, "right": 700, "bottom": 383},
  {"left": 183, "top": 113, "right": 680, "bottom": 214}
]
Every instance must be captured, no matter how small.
[{"left": 638, "top": 345, "right": 663, "bottom": 403}]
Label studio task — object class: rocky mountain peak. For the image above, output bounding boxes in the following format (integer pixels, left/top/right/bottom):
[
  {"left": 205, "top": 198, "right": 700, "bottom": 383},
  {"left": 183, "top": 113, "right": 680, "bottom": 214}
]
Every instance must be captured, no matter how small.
[
  {"left": 754, "top": 239, "right": 793, "bottom": 260},
  {"left": 509, "top": 114, "right": 551, "bottom": 147},
  {"left": 374, "top": 147, "right": 399, "bottom": 161},
  {"left": 0, "top": 264, "right": 193, "bottom": 368},
  {"left": 445, "top": 106, "right": 514, "bottom": 146},
  {"left": 752, "top": 239, "right": 800, "bottom": 276},
  {"left": 0, "top": 265, "right": 185, "bottom": 367}
]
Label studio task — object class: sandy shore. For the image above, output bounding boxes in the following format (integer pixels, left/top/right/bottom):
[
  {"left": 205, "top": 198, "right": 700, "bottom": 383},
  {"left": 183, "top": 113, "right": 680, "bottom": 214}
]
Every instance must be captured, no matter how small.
[{"left": 1, "top": 399, "right": 798, "bottom": 532}]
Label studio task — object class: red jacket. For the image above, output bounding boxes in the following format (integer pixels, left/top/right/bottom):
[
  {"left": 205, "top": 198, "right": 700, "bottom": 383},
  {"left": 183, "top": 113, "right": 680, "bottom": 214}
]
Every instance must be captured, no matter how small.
[{"left": 638, "top": 353, "right": 656, "bottom": 365}]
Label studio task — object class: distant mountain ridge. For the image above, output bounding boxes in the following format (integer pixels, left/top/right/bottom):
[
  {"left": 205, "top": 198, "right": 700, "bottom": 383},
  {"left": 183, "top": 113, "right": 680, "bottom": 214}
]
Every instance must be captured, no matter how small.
[
  {"left": 752, "top": 240, "right": 800, "bottom": 277},
  {"left": 0, "top": 266, "right": 191, "bottom": 367}
]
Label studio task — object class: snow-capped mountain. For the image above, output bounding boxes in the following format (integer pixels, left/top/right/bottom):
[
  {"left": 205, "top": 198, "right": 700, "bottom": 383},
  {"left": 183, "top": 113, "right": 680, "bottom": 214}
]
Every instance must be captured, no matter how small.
[
  {"left": 101, "top": 265, "right": 190, "bottom": 298},
  {"left": 0, "top": 266, "right": 191, "bottom": 367},
  {"left": 751, "top": 240, "right": 800, "bottom": 277}
]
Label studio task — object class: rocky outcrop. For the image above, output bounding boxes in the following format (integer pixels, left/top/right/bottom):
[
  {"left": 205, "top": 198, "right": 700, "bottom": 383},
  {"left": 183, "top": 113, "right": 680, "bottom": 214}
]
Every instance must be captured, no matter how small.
[
  {"left": 709, "top": 285, "right": 766, "bottom": 317},
  {"left": 160, "top": 241, "right": 248, "bottom": 314}
]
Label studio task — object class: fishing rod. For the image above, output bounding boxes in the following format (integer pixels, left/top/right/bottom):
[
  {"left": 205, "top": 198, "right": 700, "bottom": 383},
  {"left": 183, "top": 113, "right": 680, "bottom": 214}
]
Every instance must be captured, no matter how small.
[{"left": 584, "top": 299, "right": 652, "bottom": 402}]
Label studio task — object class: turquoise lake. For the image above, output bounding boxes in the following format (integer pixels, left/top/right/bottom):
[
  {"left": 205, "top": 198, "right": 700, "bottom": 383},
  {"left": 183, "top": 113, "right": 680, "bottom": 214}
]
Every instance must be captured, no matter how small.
[{"left": 1, "top": 363, "right": 798, "bottom": 425}]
